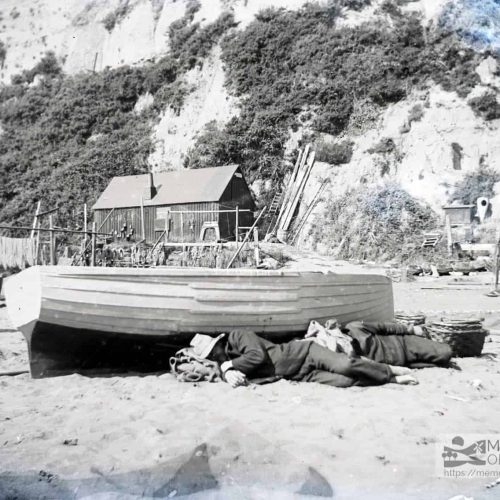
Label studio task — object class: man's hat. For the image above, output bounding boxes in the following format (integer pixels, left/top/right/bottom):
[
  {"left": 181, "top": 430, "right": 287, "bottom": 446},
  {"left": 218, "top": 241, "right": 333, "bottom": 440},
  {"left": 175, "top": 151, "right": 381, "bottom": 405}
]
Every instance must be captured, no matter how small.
[{"left": 190, "top": 333, "right": 225, "bottom": 359}]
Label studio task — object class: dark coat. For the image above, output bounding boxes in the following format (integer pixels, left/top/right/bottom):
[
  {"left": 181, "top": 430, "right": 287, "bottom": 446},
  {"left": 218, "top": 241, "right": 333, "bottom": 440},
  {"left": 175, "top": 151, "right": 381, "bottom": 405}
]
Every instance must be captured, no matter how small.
[
  {"left": 344, "top": 321, "right": 452, "bottom": 367},
  {"left": 225, "top": 330, "right": 312, "bottom": 379}
]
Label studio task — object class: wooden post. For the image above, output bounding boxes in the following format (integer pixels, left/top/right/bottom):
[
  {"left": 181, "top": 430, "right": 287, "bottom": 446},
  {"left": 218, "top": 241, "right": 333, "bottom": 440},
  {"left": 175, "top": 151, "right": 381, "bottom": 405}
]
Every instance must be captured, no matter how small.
[
  {"left": 140, "top": 197, "right": 145, "bottom": 240},
  {"left": 235, "top": 205, "right": 239, "bottom": 246},
  {"left": 495, "top": 239, "right": 500, "bottom": 292},
  {"left": 31, "top": 201, "right": 41, "bottom": 239},
  {"left": 147, "top": 230, "right": 166, "bottom": 263},
  {"left": 49, "top": 215, "right": 55, "bottom": 265},
  {"left": 180, "top": 212, "right": 184, "bottom": 243},
  {"left": 253, "top": 227, "right": 260, "bottom": 266},
  {"left": 91, "top": 222, "right": 97, "bottom": 267},
  {"left": 83, "top": 203, "right": 88, "bottom": 247},
  {"left": 445, "top": 215, "right": 453, "bottom": 256},
  {"left": 226, "top": 207, "right": 267, "bottom": 269},
  {"left": 32, "top": 200, "right": 42, "bottom": 264},
  {"left": 35, "top": 218, "right": 41, "bottom": 265},
  {"left": 400, "top": 265, "right": 408, "bottom": 283},
  {"left": 166, "top": 209, "right": 171, "bottom": 242},
  {"left": 73, "top": 208, "right": 115, "bottom": 266}
]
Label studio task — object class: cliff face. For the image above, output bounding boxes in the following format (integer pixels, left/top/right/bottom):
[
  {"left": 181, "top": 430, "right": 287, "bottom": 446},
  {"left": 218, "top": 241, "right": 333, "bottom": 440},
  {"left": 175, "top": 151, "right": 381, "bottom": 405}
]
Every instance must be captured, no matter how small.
[
  {"left": 149, "top": 45, "right": 237, "bottom": 171},
  {"left": 1, "top": 0, "right": 184, "bottom": 81},
  {"left": 0, "top": 0, "right": 314, "bottom": 81},
  {"left": 306, "top": 81, "right": 500, "bottom": 213},
  {"left": 1, "top": 0, "right": 500, "bottom": 254}
]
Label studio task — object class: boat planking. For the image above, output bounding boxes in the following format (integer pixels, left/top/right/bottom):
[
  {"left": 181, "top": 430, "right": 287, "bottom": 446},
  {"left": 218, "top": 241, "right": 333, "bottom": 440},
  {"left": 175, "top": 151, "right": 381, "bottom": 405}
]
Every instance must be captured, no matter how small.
[{"left": 5, "top": 265, "right": 394, "bottom": 377}]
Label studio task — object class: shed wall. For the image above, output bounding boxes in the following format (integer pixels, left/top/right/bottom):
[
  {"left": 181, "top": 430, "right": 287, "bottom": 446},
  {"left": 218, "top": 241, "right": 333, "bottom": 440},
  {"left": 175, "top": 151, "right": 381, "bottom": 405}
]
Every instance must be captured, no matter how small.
[
  {"left": 95, "top": 206, "right": 156, "bottom": 242},
  {"left": 443, "top": 207, "right": 474, "bottom": 225},
  {"left": 219, "top": 175, "right": 255, "bottom": 239},
  {"left": 95, "top": 202, "right": 221, "bottom": 243},
  {"left": 161, "top": 202, "right": 219, "bottom": 243}
]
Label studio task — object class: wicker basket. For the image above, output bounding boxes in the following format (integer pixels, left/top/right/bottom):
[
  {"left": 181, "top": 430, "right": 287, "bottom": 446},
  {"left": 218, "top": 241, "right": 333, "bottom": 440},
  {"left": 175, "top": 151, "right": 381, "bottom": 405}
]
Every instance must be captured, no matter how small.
[
  {"left": 426, "top": 317, "right": 487, "bottom": 357},
  {"left": 394, "top": 311, "right": 426, "bottom": 326}
]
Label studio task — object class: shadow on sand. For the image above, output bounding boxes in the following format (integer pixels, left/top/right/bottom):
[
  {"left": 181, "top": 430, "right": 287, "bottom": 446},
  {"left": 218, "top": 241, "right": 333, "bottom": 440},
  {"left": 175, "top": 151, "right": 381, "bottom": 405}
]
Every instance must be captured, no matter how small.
[{"left": 0, "top": 439, "right": 334, "bottom": 499}]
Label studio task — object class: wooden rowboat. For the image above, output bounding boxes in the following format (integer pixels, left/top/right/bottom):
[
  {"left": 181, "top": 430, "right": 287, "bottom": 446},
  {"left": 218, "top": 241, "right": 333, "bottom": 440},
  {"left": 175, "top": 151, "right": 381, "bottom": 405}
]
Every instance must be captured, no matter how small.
[{"left": 5, "top": 265, "right": 394, "bottom": 377}]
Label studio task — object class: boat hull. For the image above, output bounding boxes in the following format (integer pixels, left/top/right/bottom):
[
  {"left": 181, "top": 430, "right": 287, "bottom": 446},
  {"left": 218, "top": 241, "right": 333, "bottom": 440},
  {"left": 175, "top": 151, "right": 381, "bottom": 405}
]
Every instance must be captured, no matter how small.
[{"left": 6, "top": 266, "right": 394, "bottom": 377}]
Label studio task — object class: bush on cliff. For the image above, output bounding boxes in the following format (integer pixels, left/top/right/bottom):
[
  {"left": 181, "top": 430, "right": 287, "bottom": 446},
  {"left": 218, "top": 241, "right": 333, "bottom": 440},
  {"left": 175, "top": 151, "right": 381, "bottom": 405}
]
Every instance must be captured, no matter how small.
[
  {"left": 310, "top": 182, "right": 437, "bottom": 262},
  {"left": 451, "top": 167, "right": 500, "bottom": 204}
]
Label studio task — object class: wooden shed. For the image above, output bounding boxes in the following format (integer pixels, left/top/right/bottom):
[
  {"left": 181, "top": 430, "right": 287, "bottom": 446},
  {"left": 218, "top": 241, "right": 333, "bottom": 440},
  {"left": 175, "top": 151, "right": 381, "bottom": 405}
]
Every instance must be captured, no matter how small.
[
  {"left": 93, "top": 165, "right": 255, "bottom": 244},
  {"left": 442, "top": 204, "right": 475, "bottom": 225}
]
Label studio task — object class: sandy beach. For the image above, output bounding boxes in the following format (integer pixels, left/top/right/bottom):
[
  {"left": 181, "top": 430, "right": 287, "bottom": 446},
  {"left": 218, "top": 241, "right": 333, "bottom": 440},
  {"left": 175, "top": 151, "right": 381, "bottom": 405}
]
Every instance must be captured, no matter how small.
[{"left": 1, "top": 273, "right": 500, "bottom": 499}]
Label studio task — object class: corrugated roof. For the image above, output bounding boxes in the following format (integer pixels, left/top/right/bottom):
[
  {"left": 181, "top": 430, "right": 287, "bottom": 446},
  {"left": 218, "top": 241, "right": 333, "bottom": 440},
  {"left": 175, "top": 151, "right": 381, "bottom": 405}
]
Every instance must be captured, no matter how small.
[{"left": 93, "top": 165, "right": 240, "bottom": 210}]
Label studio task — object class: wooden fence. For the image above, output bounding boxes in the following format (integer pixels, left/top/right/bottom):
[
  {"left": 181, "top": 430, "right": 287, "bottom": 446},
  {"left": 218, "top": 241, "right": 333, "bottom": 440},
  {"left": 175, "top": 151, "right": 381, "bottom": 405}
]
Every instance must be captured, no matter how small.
[{"left": 0, "top": 236, "right": 37, "bottom": 269}]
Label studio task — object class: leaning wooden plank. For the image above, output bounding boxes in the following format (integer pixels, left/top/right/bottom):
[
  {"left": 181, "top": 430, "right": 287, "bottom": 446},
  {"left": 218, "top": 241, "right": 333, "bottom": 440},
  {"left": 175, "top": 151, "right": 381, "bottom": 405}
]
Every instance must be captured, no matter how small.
[
  {"left": 273, "top": 147, "right": 304, "bottom": 233},
  {"left": 292, "top": 147, "right": 306, "bottom": 183},
  {"left": 281, "top": 150, "right": 316, "bottom": 232},
  {"left": 30, "top": 201, "right": 41, "bottom": 239},
  {"left": 279, "top": 145, "right": 309, "bottom": 219},
  {"left": 494, "top": 238, "right": 500, "bottom": 291},
  {"left": 279, "top": 148, "right": 314, "bottom": 232},
  {"left": 276, "top": 148, "right": 309, "bottom": 234},
  {"left": 290, "top": 180, "right": 328, "bottom": 244},
  {"left": 292, "top": 180, "right": 328, "bottom": 237}
]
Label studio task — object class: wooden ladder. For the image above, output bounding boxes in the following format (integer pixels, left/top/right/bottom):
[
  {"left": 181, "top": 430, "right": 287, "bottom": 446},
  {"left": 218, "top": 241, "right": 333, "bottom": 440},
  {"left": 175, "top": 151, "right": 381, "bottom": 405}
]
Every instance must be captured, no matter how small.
[
  {"left": 421, "top": 232, "right": 441, "bottom": 248},
  {"left": 264, "top": 190, "right": 283, "bottom": 239},
  {"left": 268, "top": 190, "right": 283, "bottom": 218}
]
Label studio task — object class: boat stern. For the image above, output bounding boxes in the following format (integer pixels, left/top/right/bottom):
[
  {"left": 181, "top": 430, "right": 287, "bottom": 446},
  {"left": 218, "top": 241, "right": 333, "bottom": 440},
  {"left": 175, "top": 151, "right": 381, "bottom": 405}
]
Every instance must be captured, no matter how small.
[{"left": 5, "top": 266, "right": 42, "bottom": 340}]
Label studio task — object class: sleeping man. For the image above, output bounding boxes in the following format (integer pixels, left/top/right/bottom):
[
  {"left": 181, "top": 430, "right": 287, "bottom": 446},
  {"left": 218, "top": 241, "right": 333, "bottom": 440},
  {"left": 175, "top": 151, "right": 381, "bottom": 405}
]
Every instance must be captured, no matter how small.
[
  {"left": 190, "top": 330, "right": 419, "bottom": 389},
  {"left": 306, "top": 319, "right": 453, "bottom": 369}
]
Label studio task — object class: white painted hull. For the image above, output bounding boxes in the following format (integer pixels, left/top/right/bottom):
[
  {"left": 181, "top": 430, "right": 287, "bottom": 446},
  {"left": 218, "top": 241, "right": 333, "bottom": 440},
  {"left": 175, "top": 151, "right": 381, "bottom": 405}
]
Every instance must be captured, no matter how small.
[
  {"left": 5, "top": 265, "right": 394, "bottom": 377},
  {"left": 6, "top": 266, "right": 394, "bottom": 336}
]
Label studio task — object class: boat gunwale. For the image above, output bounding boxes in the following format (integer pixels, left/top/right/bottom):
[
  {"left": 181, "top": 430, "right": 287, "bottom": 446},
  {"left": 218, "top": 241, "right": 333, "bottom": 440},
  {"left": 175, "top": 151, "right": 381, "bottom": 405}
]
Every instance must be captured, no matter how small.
[{"left": 38, "top": 265, "right": 392, "bottom": 281}]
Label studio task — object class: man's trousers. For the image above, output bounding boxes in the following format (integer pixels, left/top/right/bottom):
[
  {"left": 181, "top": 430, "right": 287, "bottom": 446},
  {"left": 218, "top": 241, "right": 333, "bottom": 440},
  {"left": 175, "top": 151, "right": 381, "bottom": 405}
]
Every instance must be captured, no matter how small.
[{"left": 295, "top": 342, "right": 392, "bottom": 387}]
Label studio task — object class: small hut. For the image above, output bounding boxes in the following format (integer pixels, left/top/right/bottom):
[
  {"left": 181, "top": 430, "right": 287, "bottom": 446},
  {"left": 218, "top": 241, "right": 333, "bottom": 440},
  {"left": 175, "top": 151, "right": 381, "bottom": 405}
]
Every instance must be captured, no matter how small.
[
  {"left": 442, "top": 204, "right": 475, "bottom": 226},
  {"left": 93, "top": 165, "right": 255, "bottom": 243}
]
